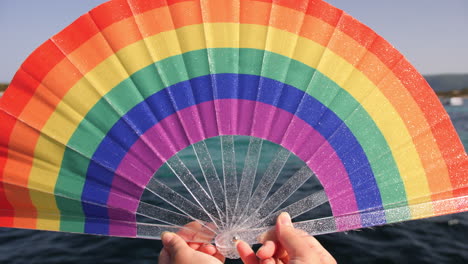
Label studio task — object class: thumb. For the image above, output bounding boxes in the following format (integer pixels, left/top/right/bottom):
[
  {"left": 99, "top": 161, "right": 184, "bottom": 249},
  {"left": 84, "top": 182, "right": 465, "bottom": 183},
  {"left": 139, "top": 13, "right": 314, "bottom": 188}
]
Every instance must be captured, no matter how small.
[
  {"left": 276, "top": 212, "right": 313, "bottom": 261},
  {"left": 161, "top": 232, "right": 191, "bottom": 257}
]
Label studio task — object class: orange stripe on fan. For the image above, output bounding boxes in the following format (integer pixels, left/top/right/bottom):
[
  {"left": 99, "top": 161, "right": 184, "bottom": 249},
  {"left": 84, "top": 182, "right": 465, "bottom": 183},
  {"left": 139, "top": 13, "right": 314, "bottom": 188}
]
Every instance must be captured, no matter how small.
[
  {"left": 4, "top": 126, "right": 39, "bottom": 229},
  {"left": 202, "top": 0, "right": 240, "bottom": 22},
  {"left": 95, "top": 16, "right": 145, "bottom": 52},
  {"left": 168, "top": 1, "right": 203, "bottom": 29}
]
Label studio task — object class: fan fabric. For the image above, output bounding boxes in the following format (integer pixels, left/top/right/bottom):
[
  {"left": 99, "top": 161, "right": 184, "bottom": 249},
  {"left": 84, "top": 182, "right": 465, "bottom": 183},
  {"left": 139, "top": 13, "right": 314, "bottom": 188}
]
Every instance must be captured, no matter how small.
[{"left": 0, "top": 0, "right": 467, "bottom": 240}]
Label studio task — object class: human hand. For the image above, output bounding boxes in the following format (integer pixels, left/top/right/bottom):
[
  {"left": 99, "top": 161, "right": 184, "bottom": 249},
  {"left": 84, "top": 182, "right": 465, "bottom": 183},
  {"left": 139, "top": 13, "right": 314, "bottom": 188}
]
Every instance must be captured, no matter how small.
[
  {"left": 236, "top": 212, "right": 336, "bottom": 264},
  {"left": 158, "top": 222, "right": 225, "bottom": 264}
]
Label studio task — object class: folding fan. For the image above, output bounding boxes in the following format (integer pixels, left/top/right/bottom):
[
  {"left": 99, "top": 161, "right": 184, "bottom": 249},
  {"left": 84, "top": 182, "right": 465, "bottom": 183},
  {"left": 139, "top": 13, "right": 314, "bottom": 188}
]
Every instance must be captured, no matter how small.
[{"left": 1, "top": 0, "right": 467, "bottom": 259}]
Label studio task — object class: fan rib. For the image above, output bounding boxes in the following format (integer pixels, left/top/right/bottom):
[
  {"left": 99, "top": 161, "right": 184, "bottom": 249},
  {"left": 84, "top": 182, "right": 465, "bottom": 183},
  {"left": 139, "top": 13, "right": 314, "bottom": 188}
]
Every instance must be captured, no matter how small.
[
  {"left": 259, "top": 189, "right": 329, "bottom": 227},
  {"left": 238, "top": 148, "right": 290, "bottom": 224},
  {"left": 137, "top": 221, "right": 215, "bottom": 242},
  {"left": 146, "top": 177, "right": 218, "bottom": 230},
  {"left": 166, "top": 155, "right": 223, "bottom": 228},
  {"left": 192, "top": 141, "right": 227, "bottom": 221},
  {"left": 239, "top": 166, "right": 315, "bottom": 229},
  {"left": 220, "top": 135, "right": 238, "bottom": 228},
  {"left": 232, "top": 137, "right": 263, "bottom": 225},
  {"left": 137, "top": 202, "right": 193, "bottom": 226}
]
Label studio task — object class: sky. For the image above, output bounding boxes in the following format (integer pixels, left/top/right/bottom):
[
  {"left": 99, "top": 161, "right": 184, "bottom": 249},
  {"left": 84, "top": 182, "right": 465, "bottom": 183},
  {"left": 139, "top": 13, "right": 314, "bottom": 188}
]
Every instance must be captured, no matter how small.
[{"left": 0, "top": 0, "right": 467, "bottom": 83}]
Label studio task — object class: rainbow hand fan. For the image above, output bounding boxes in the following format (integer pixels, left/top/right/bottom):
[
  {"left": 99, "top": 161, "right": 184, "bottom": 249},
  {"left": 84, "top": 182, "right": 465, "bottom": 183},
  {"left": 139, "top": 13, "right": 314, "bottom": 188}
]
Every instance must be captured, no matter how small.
[{"left": 1, "top": 0, "right": 467, "bottom": 259}]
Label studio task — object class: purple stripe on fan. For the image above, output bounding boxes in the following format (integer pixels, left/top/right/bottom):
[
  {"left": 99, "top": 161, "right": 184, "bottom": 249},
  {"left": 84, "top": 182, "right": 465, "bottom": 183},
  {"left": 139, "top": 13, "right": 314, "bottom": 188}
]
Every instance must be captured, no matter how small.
[{"left": 107, "top": 99, "right": 358, "bottom": 235}]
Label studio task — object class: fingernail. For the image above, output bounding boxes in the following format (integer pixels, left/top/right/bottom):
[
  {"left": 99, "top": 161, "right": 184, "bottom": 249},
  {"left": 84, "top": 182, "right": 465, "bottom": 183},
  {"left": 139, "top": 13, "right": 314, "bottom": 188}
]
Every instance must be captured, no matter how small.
[
  {"left": 161, "top": 232, "right": 174, "bottom": 245},
  {"left": 258, "top": 232, "right": 266, "bottom": 243},
  {"left": 257, "top": 244, "right": 264, "bottom": 253},
  {"left": 235, "top": 240, "right": 244, "bottom": 247},
  {"left": 279, "top": 212, "right": 292, "bottom": 226}
]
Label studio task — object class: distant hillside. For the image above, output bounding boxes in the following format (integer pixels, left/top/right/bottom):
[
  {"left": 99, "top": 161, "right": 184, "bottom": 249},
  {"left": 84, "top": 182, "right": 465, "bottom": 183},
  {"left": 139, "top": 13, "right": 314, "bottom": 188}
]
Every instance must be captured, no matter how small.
[
  {"left": 424, "top": 74, "right": 468, "bottom": 93},
  {"left": 0, "top": 83, "right": 7, "bottom": 92}
]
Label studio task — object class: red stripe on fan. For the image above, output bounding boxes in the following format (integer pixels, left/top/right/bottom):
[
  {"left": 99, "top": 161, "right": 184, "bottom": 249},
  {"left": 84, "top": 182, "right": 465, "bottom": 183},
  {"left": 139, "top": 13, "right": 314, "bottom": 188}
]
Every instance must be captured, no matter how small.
[
  {"left": 0, "top": 112, "right": 15, "bottom": 227},
  {"left": 49, "top": 15, "right": 100, "bottom": 55},
  {"left": 88, "top": 0, "right": 134, "bottom": 30}
]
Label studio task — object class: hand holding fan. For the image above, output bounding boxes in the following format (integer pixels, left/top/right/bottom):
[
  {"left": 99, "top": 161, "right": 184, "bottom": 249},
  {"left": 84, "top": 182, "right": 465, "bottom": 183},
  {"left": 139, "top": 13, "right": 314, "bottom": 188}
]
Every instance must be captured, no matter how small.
[{"left": 0, "top": 0, "right": 467, "bottom": 259}]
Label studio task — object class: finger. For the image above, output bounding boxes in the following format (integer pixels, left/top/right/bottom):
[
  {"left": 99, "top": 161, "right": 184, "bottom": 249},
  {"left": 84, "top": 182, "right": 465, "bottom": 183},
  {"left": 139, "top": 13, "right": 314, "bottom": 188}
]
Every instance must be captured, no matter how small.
[
  {"left": 161, "top": 232, "right": 192, "bottom": 257},
  {"left": 192, "top": 223, "right": 217, "bottom": 243},
  {"left": 279, "top": 254, "right": 290, "bottom": 264},
  {"left": 260, "top": 258, "right": 276, "bottom": 264},
  {"left": 256, "top": 240, "right": 276, "bottom": 259},
  {"left": 294, "top": 228, "right": 310, "bottom": 237},
  {"left": 177, "top": 222, "right": 215, "bottom": 245},
  {"left": 158, "top": 248, "right": 170, "bottom": 264},
  {"left": 258, "top": 228, "right": 277, "bottom": 243},
  {"left": 188, "top": 242, "right": 202, "bottom": 250},
  {"left": 212, "top": 250, "right": 226, "bottom": 263},
  {"left": 291, "top": 228, "right": 329, "bottom": 255},
  {"left": 276, "top": 212, "right": 314, "bottom": 260},
  {"left": 177, "top": 222, "right": 203, "bottom": 241},
  {"left": 303, "top": 235, "right": 325, "bottom": 250},
  {"left": 214, "top": 252, "right": 226, "bottom": 262},
  {"left": 236, "top": 240, "right": 259, "bottom": 264},
  {"left": 273, "top": 242, "right": 287, "bottom": 260},
  {"left": 302, "top": 234, "right": 336, "bottom": 263},
  {"left": 198, "top": 244, "right": 217, "bottom": 255}
]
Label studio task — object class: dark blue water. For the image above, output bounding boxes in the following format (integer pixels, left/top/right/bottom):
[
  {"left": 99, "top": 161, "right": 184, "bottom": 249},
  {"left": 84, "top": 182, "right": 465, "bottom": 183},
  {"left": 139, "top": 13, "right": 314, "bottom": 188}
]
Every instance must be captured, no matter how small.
[{"left": 0, "top": 100, "right": 467, "bottom": 264}]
